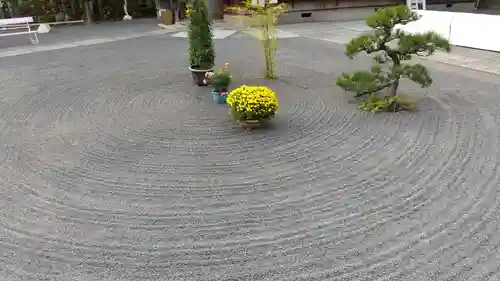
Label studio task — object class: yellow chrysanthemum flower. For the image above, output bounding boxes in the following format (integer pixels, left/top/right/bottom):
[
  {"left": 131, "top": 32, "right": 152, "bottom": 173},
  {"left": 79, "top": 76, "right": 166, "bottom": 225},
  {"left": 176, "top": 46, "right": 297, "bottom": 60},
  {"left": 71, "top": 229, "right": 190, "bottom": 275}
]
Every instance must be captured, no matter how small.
[{"left": 227, "top": 85, "right": 278, "bottom": 121}]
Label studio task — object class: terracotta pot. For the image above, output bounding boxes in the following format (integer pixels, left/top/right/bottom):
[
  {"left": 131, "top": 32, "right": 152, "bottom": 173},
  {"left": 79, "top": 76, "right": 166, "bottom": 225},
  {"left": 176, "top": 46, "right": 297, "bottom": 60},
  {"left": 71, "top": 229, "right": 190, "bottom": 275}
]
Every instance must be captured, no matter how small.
[
  {"left": 238, "top": 120, "right": 262, "bottom": 129},
  {"left": 189, "top": 66, "right": 213, "bottom": 86}
]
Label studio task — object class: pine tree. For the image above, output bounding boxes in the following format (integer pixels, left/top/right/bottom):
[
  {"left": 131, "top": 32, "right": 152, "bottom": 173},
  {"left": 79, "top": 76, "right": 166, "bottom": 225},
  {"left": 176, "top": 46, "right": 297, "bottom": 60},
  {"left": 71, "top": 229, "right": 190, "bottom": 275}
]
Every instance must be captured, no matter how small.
[
  {"left": 336, "top": 5, "right": 451, "bottom": 111},
  {"left": 187, "top": 0, "right": 215, "bottom": 69}
]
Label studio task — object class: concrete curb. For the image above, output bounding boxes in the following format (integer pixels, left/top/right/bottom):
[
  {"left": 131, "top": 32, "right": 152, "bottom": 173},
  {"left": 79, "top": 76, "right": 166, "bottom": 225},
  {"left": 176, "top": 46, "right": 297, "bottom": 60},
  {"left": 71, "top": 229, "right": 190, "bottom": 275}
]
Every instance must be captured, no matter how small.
[{"left": 157, "top": 23, "right": 186, "bottom": 31}]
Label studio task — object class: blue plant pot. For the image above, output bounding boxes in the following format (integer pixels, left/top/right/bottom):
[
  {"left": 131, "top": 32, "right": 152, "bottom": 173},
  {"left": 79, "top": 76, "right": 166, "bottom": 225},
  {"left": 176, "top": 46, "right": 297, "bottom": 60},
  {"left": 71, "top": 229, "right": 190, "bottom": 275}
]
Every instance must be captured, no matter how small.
[
  {"left": 212, "top": 90, "right": 227, "bottom": 105},
  {"left": 217, "top": 95, "right": 227, "bottom": 105}
]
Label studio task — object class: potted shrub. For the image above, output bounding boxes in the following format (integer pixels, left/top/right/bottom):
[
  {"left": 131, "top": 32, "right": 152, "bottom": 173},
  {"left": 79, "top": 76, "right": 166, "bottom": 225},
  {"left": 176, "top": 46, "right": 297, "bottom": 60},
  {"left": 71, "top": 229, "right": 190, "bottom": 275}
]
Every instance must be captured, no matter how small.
[
  {"left": 212, "top": 62, "right": 232, "bottom": 92},
  {"left": 187, "top": 0, "right": 215, "bottom": 86},
  {"left": 211, "top": 62, "right": 232, "bottom": 104},
  {"left": 227, "top": 85, "right": 278, "bottom": 129}
]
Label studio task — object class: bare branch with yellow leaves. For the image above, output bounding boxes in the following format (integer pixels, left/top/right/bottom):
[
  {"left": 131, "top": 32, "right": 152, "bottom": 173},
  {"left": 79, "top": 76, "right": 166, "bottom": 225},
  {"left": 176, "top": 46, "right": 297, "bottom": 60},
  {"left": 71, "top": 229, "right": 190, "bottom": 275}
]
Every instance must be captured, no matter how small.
[{"left": 225, "top": 0, "right": 287, "bottom": 79}]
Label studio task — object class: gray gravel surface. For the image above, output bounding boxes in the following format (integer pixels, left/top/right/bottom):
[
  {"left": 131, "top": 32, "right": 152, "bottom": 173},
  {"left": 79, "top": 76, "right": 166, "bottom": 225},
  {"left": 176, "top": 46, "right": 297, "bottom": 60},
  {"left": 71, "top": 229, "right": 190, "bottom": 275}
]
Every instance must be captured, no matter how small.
[
  {"left": 0, "top": 18, "right": 162, "bottom": 49},
  {"left": 0, "top": 34, "right": 499, "bottom": 281}
]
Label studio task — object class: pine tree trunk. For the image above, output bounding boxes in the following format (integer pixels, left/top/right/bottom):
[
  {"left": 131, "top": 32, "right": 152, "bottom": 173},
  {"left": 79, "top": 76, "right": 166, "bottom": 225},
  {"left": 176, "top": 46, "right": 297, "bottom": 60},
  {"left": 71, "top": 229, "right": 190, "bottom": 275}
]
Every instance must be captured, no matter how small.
[
  {"left": 388, "top": 51, "right": 400, "bottom": 112},
  {"left": 389, "top": 53, "right": 400, "bottom": 98},
  {"left": 388, "top": 79, "right": 399, "bottom": 112},
  {"left": 389, "top": 79, "right": 398, "bottom": 97}
]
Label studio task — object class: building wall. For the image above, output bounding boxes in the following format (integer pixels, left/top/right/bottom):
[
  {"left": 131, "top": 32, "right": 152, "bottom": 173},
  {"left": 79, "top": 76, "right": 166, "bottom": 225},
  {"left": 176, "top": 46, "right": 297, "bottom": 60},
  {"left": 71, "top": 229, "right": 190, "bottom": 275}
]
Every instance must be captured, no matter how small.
[
  {"left": 475, "top": 0, "right": 500, "bottom": 13},
  {"left": 427, "top": 2, "right": 475, "bottom": 11},
  {"left": 277, "top": 0, "right": 478, "bottom": 24},
  {"left": 278, "top": 0, "right": 401, "bottom": 23},
  {"left": 479, "top": 0, "right": 500, "bottom": 8},
  {"left": 426, "top": 0, "right": 476, "bottom": 12},
  {"left": 285, "top": 0, "right": 400, "bottom": 11},
  {"left": 223, "top": 0, "right": 482, "bottom": 24}
]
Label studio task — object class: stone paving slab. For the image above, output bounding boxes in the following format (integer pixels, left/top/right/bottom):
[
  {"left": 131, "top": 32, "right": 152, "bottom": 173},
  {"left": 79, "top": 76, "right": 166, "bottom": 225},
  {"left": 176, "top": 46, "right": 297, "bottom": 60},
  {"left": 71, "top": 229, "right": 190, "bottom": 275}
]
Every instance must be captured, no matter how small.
[
  {"left": 0, "top": 31, "right": 500, "bottom": 281},
  {"left": 171, "top": 28, "right": 238, "bottom": 39},
  {"left": 278, "top": 21, "right": 500, "bottom": 75},
  {"left": 4, "top": 19, "right": 500, "bottom": 76},
  {"left": 243, "top": 28, "right": 300, "bottom": 39},
  {"left": 426, "top": 47, "right": 500, "bottom": 75}
]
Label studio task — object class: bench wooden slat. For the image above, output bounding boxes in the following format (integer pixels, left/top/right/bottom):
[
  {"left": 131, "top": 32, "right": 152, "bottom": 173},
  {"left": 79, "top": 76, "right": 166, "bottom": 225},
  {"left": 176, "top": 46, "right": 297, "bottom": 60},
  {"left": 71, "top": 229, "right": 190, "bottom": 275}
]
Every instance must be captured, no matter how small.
[
  {"left": 0, "top": 31, "right": 36, "bottom": 37},
  {"left": 1, "top": 26, "right": 31, "bottom": 30},
  {"left": 0, "top": 17, "right": 34, "bottom": 26}
]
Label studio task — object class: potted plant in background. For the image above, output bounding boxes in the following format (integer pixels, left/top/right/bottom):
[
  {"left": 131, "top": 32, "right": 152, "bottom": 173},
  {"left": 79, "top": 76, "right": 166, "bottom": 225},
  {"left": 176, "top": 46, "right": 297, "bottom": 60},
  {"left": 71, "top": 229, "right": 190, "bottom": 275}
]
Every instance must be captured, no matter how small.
[
  {"left": 212, "top": 62, "right": 232, "bottom": 104},
  {"left": 212, "top": 62, "right": 232, "bottom": 92},
  {"left": 227, "top": 85, "right": 278, "bottom": 129},
  {"left": 187, "top": 0, "right": 215, "bottom": 86}
]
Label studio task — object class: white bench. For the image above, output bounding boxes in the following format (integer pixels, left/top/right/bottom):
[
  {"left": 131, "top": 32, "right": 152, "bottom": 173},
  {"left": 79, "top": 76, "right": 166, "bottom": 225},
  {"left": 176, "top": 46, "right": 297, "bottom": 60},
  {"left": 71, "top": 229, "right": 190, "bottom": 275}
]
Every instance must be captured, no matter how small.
[{"left": 0, "top": 17, "right": 39, "bottom": 44}]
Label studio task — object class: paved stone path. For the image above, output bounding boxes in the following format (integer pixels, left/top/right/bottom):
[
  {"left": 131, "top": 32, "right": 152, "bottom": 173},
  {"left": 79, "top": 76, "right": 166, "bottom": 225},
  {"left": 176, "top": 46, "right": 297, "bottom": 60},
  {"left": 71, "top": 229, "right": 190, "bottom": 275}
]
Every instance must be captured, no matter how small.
[
  {"left": 278, "top": 21, "right": 500, "bottom": 75},
  {"left": 0, "top": 28, "right": 499, "bottom": 281},
  {"left": 4, "top": 19, "right": 500, "bottom": 76}
]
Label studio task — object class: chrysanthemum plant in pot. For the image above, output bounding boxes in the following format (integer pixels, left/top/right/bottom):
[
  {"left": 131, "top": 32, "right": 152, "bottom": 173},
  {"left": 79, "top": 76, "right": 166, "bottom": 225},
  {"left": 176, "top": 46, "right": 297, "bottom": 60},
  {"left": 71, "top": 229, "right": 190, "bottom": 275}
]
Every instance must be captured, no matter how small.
[
  {"left": 227, "top": 85, "right": 278, "bottom": 129},
  {"left": 187, "top": 0, "right": 215, "bottom": 86}
]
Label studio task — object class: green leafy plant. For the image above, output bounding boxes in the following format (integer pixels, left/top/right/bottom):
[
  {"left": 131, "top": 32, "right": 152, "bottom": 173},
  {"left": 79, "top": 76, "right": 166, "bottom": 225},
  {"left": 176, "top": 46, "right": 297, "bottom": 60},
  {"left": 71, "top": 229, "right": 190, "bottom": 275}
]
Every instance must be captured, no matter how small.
[
  {"left": 336, "top": 5, "right": 451, "bottom": 111},
  {"left": 187, "top": 0, "right": 215, "bottom": 69},
  {"left": 19, "top": 0, "right": 56, "bottom": 22},
  {"left": 359, "top": 94, "right": 416, "bottom": 112},
  {"left": 227, "top": 85, "right": 278, "bottom": 121},
  {"left": 226, "top": 0, "right": 287, "bottom": 79},
  {"left": 211, "top": 62, "right": 232, "bottom": 91}
]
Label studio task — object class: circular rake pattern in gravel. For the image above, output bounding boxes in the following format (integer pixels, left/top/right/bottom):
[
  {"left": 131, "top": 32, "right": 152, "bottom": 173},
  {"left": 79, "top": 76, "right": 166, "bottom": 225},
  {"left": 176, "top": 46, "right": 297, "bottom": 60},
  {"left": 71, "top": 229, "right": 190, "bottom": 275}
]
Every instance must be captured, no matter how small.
[{"left": 1, "top": 40, "right": 500, "bottom": 281}]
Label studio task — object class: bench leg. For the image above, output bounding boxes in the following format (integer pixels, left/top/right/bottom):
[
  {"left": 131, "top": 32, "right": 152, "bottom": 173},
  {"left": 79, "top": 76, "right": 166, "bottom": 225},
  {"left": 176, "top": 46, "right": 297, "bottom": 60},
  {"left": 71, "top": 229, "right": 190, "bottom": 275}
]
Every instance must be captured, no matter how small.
[
  {"left": 29, "top": 31, "right": 39, "bottom": 44},
  {"left": 26, "top": 23, "right": 39, "bottom": 44}
]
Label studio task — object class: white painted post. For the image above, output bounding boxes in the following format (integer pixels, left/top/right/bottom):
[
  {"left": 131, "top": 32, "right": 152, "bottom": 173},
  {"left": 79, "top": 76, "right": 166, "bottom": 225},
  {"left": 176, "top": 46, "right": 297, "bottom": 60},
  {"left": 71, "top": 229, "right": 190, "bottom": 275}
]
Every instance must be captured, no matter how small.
[{"left": 407, "top": 0, "right": 416, "bottom": 10}]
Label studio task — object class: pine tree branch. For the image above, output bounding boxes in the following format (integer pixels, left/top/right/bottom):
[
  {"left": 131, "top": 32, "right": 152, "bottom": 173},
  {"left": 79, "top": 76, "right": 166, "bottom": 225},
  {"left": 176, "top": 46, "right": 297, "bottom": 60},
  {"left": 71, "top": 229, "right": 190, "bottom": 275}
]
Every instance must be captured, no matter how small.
[
  {"left": 400, "top": 63, "right": 432, "bottom": 87},
  {"left": 398, "top": 32, "right": 451, "bottom": 57},
  {"left": 336, "top": 68, "right": 395, "bottom": 97},
  {"left": 353, "top": 84, "right": 391, "bottom": 97}
]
